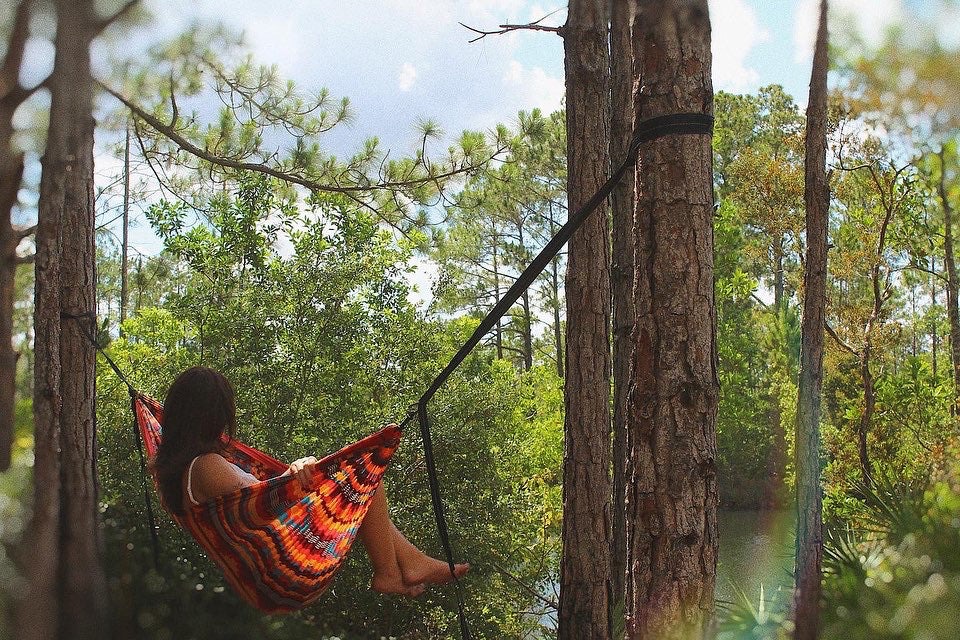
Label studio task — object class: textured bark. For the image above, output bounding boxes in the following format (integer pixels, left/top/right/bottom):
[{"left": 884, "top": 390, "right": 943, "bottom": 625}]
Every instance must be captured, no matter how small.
[
  {"left": 792, "top": 1, "right": 828, "bottom": 637},
  {"left": 16, "top": 1, "right": 109, "bottom": 637},
  {"left": 609, "top": 0, "right": 636, "bottom": 628},
  {"left": 941, "top": 148, "right": 960, "bottom": 412},
  {"left": 558, "top": 0, "right": 612, "bottom": 637},
  {"left": 625, "top": 2, "right": 718, "bottom": 638}
]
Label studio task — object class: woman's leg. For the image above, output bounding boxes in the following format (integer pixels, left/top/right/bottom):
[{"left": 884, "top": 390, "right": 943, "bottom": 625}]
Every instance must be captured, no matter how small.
[
  {"left": 391, "top": 522, "right": 470, "bottom": 586},
  {"left": 359, "top": 484, "right": 424, "bottom": 596},
  {"left": 359, "top": 481, "right": 470, "bottom": 590}
]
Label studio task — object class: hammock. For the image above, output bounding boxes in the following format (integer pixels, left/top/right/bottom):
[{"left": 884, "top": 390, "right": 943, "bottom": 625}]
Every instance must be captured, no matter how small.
[
  {"left": 134, "top": 393, "right": 402, "bottom": 613},
  {"left": 70, "top": 111, "right": 712, "bottom": 637}
]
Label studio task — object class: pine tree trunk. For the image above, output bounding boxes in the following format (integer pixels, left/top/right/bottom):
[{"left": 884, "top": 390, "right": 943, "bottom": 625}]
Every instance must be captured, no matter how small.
[
  {"left": 792, "top": 1, "right": 828, "bottom": 637},
  {"left": 774, "top": 239, "right": 785, "bottom": 308},
  {"left": 493, "top": 238, "right": 504, "bottom": 359},
  {"left": 941, "top": 147, "right": 960, "bottom": 413},
  {"left": 120, "top": 125, "right": 131, "bottom": 330},
  {"left": 16, "top": 1, "right": 109, "bottom": 637},
  {"left": 625, "top": 2, "right": 718, "bottom": 637},
  {"left": 609, "top": 0, "right": 636, "bottom": 629},
  {"left": 521, "top": 289, "right": 533, "bottom": 371},
  {"left": 553, "top": 257, "right": 565, "bottom": 378},
  {"left": 558, "top": 0, "right": 612, "bottom": 637}
]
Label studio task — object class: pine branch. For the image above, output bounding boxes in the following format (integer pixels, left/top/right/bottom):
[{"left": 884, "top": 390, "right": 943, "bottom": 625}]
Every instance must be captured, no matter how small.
[{"left": 100, "top": 82, "right": 504, "bottom": 199}]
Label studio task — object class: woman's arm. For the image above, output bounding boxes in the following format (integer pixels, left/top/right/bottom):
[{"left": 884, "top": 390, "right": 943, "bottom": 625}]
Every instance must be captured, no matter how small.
[{"left": 190, "top": 453, "right": 259, "bottom": 503}]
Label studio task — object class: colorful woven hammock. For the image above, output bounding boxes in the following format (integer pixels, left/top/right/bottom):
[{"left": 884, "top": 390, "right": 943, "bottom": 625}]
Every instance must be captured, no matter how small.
[{"left": 133, "top": 393, "right": 402, "bottom": 613}]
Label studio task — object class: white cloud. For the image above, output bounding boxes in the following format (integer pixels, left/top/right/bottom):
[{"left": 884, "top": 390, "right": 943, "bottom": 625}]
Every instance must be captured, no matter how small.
[
  {"left": 709, "top": 0, "right": 770, "bottom": 92},
  {"left": 502, "top": 60, "right": 564, "bottom": 113},
  {"left": 398, "top": 63, "right": 418, "bottom": 92},
  {"left": 793, "top": 0, "right": 902, "bottom": 64}
]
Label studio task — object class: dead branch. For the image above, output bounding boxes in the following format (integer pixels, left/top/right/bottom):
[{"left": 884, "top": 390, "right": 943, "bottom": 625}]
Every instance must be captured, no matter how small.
[
  {"left": 460, "top": 9, "right": 564, "bottom": 43},
  {"left": 489, "top": 559, "right": 558, "bottom": 610},
  {"left": 825, "top": 322, "right": 859, "bottom": 357}
]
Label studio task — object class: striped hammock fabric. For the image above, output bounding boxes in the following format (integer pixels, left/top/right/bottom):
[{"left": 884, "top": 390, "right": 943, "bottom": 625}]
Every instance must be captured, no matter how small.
[{"left": 134, "top": 394, "right": 402, "bottom": 613}]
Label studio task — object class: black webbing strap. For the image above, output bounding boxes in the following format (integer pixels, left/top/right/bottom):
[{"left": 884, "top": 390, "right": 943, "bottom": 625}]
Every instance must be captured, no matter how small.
[
  {"left": 407, "top": 112, "right": 713, "bottom": 639},
  {"left": 61, "top": 311, "right": 161, "bottom": 568}
]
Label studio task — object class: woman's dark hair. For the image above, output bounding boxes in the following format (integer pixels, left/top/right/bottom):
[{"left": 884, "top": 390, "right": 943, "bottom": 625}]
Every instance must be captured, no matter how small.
[{"left": 152, "top": 366, "right": 237, "bottom": 515}]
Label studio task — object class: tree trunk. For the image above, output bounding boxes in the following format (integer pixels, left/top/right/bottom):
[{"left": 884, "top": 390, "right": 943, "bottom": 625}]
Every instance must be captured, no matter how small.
[
  {"left": 932, "top": 256, "right": 938, "bottom": 381},
  {"left": 518, "top": 223, "right": 533, "bottom": 371},
  {"left": 609, "top": 0, "right": 636, "bottom": 630},
  {"left": 493, "top": 237, "right": 504, "bottom": 359},
  {"left": 0, "top": 159, "right": 21, "bottom": 473},
  {"left": 521, "top": 289, "right": 533, "bottom": 371},
  {"left": 120, "top": 124, "right": 130, "bottom": 330},
  {"left": 553, "top": 257, "right": 565, "bottom": 378},
  {"left": 625, "top": 2, "right": 718, "bottom": 638},
  {"left": 558, "top": 0, "right": 612, "bottom": 637},
  {"left": 764, "top": 391, "right": 787, "bottom": 508},
  {"left": 792, "top": 1, "right": 828, "bottom": 637},
  {"left": 858, "top": 344, "right": 875, "bottom": 486},
  {"left": 16, "top": 1, "right": 109, "bottom": 638},
  {"left": 0, "top": 0, "right": 33, "bottom": 472},
  {"left": 941, "top": 147, "right": 960, "bottom": 413},
  {"left": 774, "top": 239, "right": 785, "bottom": 308}
]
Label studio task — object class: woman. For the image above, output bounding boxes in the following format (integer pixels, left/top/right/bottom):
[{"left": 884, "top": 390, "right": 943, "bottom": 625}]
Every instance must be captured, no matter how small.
[{"left": 152, "top": 366, "right": 469, "bottom": 597}]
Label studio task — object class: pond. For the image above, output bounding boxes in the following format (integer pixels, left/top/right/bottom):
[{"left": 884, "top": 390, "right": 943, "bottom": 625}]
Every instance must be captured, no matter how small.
[{"left": 716, "top": 509, "right": 795, "bottom": 609}]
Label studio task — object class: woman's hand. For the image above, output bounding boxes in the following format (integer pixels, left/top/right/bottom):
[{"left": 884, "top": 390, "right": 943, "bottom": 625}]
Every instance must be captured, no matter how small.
[{"left": 287, "top": 456, "right": 318, "bottom": 490}]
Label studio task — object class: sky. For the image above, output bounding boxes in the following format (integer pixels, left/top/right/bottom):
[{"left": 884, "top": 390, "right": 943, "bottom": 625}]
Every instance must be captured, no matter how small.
[{"left": 15, "top": 0, "right": 946, "bottom": 301}]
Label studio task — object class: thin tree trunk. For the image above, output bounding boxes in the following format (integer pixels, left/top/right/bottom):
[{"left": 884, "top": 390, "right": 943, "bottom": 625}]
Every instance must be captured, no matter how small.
[
  {"left": 0, "top": 0, "right": 33, "bottom": 473},
  {"left": 553, "top": 257, "right": 565, "bottom": 378},
  {"left": 625, "top": 2, "right": 718, "bottom": 638},
  {"left": 493, "top": 237, "right": 504, "bottom": 359},
  {"left": 0, "top": 161, "right": 21, "bottom": 472},
  {"left": 933, "top": 256, "right": 938, "bottom": 380},
  {"left": 120, "top": 124, "right": 130, "bottom": 330},
  {"left": 609, "top": 0, "right": 636, "bottom": 630},
  {"left": 858, "top": 344, "right": 875, "bottom": 485},
  {"left": 558, "top": 0, "right": 612, "bottom": 637},
  {"left": 940, "top": 147, "right": 960, "bottom": 412},
  {"left": 521, "top": 289, "right": 533, "bottom": 371},
  {"left": 792, "top": 1, "right": 828, "bottom": 637},
  {"left": 774, "top": 239, "right": 785, "bottom": 308},
  {"left": 518, "top": 223, "right": 534, "bottom": 371}
]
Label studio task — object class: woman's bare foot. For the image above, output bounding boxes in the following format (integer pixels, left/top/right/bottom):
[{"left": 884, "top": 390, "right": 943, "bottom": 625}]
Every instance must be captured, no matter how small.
[
  {"left": 371, "top": 570, "right": 426, "bottom": 597},
  {"left": 399, "top": 551, "right": 470, "bottom": 586}
]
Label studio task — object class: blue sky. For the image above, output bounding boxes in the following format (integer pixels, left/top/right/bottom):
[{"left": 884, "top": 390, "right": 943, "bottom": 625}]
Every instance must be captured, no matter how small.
[{"left": 71, "top": 0, "right": 947, "bottom": 273}]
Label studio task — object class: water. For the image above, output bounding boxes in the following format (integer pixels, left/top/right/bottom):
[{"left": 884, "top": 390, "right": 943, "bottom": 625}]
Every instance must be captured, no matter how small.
[{"left": 716, "top": 509, "right": 795, "bottom": 607}]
